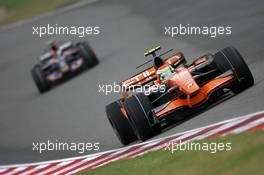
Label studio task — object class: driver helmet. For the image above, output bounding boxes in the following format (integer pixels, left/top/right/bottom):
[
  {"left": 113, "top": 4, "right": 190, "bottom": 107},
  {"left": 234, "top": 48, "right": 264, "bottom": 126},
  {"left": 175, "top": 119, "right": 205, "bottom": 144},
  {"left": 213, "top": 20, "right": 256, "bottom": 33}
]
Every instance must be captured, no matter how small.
[
  {"left": 47, "top": 39, "right": 58, "bottom": 53},
  {"left": 157, "top": 63, "right": 174, "bottom": 82}
]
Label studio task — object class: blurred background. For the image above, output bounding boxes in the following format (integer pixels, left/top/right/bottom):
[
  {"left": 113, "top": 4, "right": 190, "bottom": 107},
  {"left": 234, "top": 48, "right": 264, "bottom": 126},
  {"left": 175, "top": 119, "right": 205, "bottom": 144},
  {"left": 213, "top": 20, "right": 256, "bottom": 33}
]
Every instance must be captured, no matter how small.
[{"left": 0, "top": 0, "right": 263, "bottom": 166}]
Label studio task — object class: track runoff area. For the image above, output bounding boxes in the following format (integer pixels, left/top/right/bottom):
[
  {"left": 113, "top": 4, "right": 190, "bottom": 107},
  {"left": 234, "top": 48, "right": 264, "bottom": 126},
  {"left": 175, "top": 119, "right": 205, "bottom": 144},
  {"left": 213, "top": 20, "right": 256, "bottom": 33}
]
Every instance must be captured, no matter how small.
[{"left": 0, "top": 110, "right": 263, "bottom": 175}]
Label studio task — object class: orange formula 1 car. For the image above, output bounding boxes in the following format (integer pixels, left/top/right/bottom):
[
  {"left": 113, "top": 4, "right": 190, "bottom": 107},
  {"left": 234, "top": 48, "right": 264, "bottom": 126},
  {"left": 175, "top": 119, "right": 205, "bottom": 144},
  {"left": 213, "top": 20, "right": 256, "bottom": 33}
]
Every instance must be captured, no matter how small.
[{"left": 106, "top": 46, "right": 254, "bottom": 145}]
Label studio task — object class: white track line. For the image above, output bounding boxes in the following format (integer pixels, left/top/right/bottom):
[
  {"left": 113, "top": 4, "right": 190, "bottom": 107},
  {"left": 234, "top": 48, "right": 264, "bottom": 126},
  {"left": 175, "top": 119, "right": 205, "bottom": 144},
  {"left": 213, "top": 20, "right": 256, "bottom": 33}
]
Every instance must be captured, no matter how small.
[
  {"left": 0, "top": 110, "right": 263, "bottom": 175},
  {"left": 2, "top": 110, "right": 262, "bottom": 169},
  {"left": 0, "top": 0, "right": 97, "bottom": 32}
]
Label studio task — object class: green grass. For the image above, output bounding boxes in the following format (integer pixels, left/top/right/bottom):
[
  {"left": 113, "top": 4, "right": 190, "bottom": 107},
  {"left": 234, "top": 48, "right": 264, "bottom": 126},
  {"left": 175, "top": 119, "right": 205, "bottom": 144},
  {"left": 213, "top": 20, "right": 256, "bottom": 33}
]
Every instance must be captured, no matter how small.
[
  {"left": 79, "top": 130, "right": 264, "bottom": 175},
  {"left": 0, "top": 0, "right": 81, "bottom": 26}
]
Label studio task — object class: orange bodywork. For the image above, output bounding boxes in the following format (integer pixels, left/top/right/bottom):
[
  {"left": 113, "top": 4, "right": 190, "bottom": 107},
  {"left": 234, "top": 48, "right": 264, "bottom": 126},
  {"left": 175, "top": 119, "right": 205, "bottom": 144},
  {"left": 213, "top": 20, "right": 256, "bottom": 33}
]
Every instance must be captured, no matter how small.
[
  {"left": 119, "top": 50, "right": 235, "bottom": 121},
  {"left": 156, "top": 75, "right": 234, "bottom": 118},
  {"left": 166, "top": 67, "right": 200, "bottom": 95},
  {"left": 120, "top": 106, "right": 129, "bottom": 119},
  {"left": 121, "top": 52, "right": 184, "bottom": 88}
]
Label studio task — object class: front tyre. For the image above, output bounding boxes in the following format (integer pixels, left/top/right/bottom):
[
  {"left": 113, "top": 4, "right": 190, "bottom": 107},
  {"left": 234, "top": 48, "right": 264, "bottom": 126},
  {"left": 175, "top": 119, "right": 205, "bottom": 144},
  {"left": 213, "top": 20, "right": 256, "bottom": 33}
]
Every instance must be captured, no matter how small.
[
  {"left": 124, "top": 93, "right": 160, "bottom": 141},
  {"left": 106, "top": 100, "right": 137, "bottom": 145},
  {"left": 213, "top": 46, "right": 254, "bottom": 93},
  {"left": 31, "top": 66, "right": 51, "bottom": 93},
  {"left": 77, "top": 42, "right": 98, "bottom": 68}
]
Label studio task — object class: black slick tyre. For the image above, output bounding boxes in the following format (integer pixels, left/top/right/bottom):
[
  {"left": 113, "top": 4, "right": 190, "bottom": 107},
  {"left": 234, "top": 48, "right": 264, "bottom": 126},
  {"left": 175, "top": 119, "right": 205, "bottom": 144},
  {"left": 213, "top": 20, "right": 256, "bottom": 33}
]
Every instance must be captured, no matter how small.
[
  {"left": 213, "top": 46, "right": 254, "bottom": 93},
  {"left": 124, "top": 93, "right": 158, "bottom": 141},
  {"left": 106, "top": 100, "right": 137, "bottom": 145},
  {"left": 31, "top": 66, "right": 51, "bottom": 93}
]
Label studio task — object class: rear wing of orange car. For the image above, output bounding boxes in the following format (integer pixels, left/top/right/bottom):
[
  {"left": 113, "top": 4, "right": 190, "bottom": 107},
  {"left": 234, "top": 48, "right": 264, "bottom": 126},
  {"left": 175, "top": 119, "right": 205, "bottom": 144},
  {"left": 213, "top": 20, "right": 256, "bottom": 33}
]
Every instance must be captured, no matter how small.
[{"left": 120, "top": 51, "right": 186, "bottom": 96}]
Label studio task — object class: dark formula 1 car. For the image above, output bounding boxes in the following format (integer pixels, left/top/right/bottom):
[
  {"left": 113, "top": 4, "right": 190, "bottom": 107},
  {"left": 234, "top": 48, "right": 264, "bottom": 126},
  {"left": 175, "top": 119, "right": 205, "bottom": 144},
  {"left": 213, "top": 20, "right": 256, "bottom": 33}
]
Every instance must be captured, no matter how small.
[
  {"left": 106, "top": 46, "right": 254, "bottom": 145},
  {"left": 31, "top": 41, "right": 98, "bottom": 93}
]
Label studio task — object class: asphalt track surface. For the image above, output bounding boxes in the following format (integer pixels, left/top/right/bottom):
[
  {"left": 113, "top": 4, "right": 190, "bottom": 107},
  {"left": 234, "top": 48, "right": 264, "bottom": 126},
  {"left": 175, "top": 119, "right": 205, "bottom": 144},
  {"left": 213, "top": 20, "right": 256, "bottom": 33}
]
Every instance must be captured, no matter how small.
[{"left": 0, "top": 0, "right": 263, "bottom": 164}]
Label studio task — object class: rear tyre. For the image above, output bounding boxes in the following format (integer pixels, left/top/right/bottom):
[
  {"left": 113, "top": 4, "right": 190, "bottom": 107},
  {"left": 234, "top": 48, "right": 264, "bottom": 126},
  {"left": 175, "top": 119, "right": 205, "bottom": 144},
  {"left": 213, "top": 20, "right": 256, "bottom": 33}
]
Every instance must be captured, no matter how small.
[
  {"left": 77, "top": 42, "right": 98, "bottom": 68},
  {"left": 213, "top": 46, "right": 254, "bottom": 93},
  {"left": 124, "top": 93, "right": 159, "bottom": 141},
  {"left": 31, "top": 66, "right": 51, "bottom": 93},
  {"left": 106, "top": 100, "right": 137, "bottom": 145}
]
